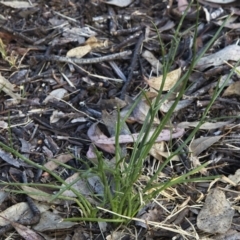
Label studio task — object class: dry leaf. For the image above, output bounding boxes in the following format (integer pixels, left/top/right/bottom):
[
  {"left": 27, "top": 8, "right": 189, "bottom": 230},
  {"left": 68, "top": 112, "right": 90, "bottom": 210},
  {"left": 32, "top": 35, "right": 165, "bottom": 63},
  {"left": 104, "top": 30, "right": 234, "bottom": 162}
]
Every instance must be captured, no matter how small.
[
  {"left": 215, "top": 16, "right": 240, "bottom": 29},
  {"left": 190, "top": 155, "right": 208, "bottom": 175},
  {"left": 106, "top": 232, "right": 128, "bottom": 240},
  {"left": 59, "top": 172, "right": 99, "bottom": 204},
  {"left": 196, "top": 45, "right": 240, "bottom": 70},
  {"left": 149, "top": 142, "right": 179, "bottom": 162},
  {"left": 178, "top": 121, "right": 231, "bottom": 129},
  {"left": 146, "top": 68, "right": 182, "bottom": 91},
  {"left": 142, "top": 50, "right": 162, "bottom": 73},
  {"left": 104, "top": 0, "right": 133, "bottom": 7},
  {"left": 0, "top": 74, "right": 22, "bottom": 100},
  {"left": 21, "top": 186, "right": 61, "bottom": 204},
  {"left": 88, "top": 123, "right": 184, "bottom": 153},
  {"left": 0, "top": 120, "right": 8, "bottom": 129},
  {"left": 66, "top": 36, "right": 107, "bottom": 58},
  {"left": 44, "top": 154, "right": 73, "bottom": 171},
  {"left": 66, "top": 44, "right": 92, "bottom": 58},
  {"left": 205, "top": 0, "right": 235, "bottom": 3},
  {"left": 0, "top": 202, "right": 29, "bottom": 226},
  {"left": 102, "top": 110, "right": 130, "bottom": 136},
  {"left": 93, "top": 128, "right": 185, "bottom": 144},
  {"left": 228, "top": 169, "right": 240, "bottom": 185},
  {"left": 33, "top": 211, "right": 77, "bottom": 232},
  {"left": 160, "top": 99, "right": 194, "bottom": 113},
  {"left": 132, "top": 100, "right": 160, "bottom": 124},
  {"left": 0, "top": 149, "right": 30, "bottom": 167},
  {"left": 178, "top": 0, "right": 191, "bottom": 12},
  {"left": 10, "top": 221, "right": 44, "bottom": 240},
  {"left": 190, "top": 135, "right": 222, "bottom": 156},
  {"left": 43, "top": 88, "right": 68, "bottom": 104},
  {"left": 87, "top": 122, "right": 116, "bottom": 153},
  {"left": 222, "top": 81, "right": 240, "bottom": 96},
  {"left": 0, "top": 1, "right": 36, "bottom": 8},
  {"left": 99, "top": 97, "right": 127, "bottom": 110},
  {"left": 50, "top": 110, "right": 65, "bottom": 123}
]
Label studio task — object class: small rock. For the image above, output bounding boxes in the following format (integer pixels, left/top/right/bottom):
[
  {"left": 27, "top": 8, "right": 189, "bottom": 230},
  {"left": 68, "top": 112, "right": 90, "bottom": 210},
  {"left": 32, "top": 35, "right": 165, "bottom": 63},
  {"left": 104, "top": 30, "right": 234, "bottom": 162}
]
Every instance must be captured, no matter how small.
[{"left": 197, "top": 188, "right": 234, "bottom": 234}]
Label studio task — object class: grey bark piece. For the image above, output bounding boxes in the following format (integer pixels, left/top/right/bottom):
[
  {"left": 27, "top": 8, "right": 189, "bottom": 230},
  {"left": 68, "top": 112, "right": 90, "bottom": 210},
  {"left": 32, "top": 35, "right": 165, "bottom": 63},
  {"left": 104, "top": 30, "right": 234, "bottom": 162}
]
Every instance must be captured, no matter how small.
[
  {"left": 197, "top": 188, "right": 234, "bottom": 234},
  {"left": 196, "top": 45, "right": 240, "bottom": 71}
]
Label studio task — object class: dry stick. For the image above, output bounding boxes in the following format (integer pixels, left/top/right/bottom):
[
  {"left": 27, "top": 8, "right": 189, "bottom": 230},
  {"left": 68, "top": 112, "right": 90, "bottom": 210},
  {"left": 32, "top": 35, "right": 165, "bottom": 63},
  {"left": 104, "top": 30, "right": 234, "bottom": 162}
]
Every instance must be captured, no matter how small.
[
  {"left": 120, "top": 33, "right": 144, "bottom": 99},
  {"left": 111, "top": 31, "right": 142, "bottom": 52},
  {"left": 0, "top": 24, "right": 35, "bottom": 44},
  {"left": 35, "top": 50, "right": 132, "bottom": 65},
  {"left": 112, "top": 25, "right": 143, "bottom": 36}
]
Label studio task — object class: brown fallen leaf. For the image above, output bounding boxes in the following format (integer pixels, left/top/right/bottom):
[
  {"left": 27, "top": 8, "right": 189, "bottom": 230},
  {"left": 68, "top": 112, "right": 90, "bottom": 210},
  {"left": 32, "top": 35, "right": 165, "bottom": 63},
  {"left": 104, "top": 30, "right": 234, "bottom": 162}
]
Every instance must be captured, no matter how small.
[
  {"left": 146, "top": 67, "right": 182, "bottom": 92},
  {"left": 44, "top": 153, "right": 73, "bottom": 171},
  {"left": 222, "top": 81, "right": 240, "bottom": 96},
  {"left": 66, "top": 36, "right": 107, "bottom": 58}
]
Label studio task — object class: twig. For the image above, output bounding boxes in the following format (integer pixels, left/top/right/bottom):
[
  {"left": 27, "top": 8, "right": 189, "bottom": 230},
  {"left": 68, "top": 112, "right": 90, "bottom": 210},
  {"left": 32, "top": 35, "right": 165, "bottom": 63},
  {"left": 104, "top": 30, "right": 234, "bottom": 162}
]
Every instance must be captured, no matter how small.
[
  {"left": 120, "top": 33, "right": 144, "bottom": 99},
  {"left": 35, "top": 50, "right": 132, "bottom": 65},
  {"left": 111, "top": 31, "right": 142, "bottom": 52},
  {"left": 0, "top": 25, "right": 35, "bottom": 44}
]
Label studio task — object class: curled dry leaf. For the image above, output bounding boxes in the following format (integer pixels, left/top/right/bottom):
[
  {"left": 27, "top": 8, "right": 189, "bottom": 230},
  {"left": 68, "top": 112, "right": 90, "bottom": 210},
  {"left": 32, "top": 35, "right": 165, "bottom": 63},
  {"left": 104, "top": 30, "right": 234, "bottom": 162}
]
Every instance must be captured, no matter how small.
[{"left": 146, "top": 67, "right": 182, "bottom": 91}]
